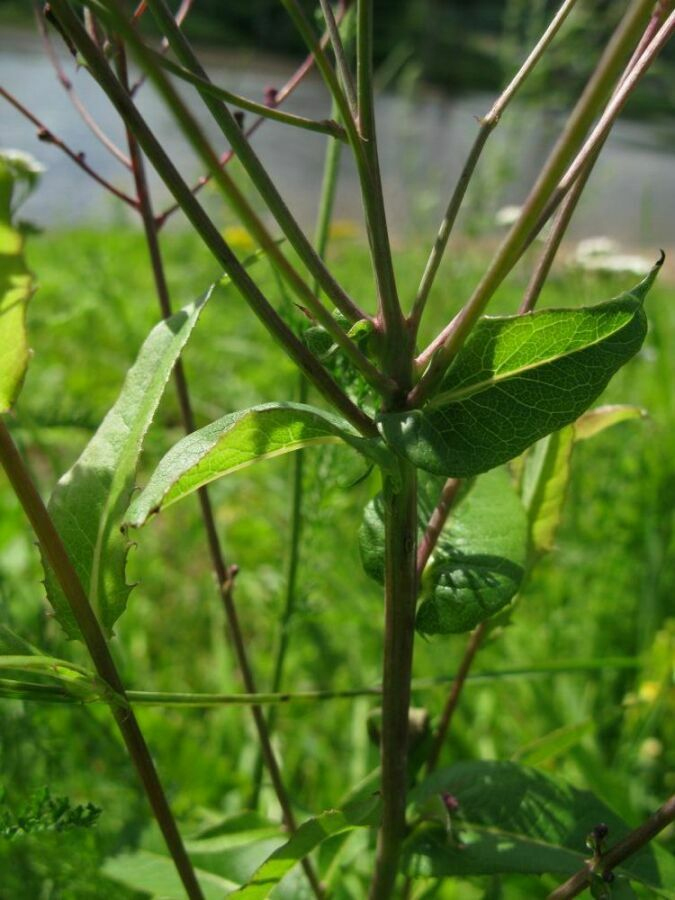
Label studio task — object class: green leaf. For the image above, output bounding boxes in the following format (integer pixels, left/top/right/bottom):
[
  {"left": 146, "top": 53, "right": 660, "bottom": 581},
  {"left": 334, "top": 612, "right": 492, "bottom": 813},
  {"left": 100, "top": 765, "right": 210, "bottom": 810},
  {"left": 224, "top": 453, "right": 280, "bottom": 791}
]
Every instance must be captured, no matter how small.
[
  {"left": 520, "top": 425, "right": 575, "bottom": 556},
  {"left": 128, "top": 402, "right": 388, "bottom": 527},
  {"left": 234, "top": 797, "right": 380, "bottom": 898},
  {"left": 44, "top": 289, "right": 214, "bottom": 639},
  {"left": 360, "top": 469, "right": 527, "bottom": 634},
  {"left": 404, "top": 760, "right": 675, "bottom": 893},
  {"left": 0, "top": 153, "right": 38, "bottom": 413},
  {"left": 521, "top": 403, "right": 648, "bottom": 557},
  {"left": 511, "top": 719, "right": 595, "bottom": 765},
  {"left": 574, "top": 403, "right": 647, "bottom": 441},
  {"left": 380, "top": 261, "right": 662, "bottom": 478},
  {"left": 102, "top": 850, "right": 238, "bottom": 899}
]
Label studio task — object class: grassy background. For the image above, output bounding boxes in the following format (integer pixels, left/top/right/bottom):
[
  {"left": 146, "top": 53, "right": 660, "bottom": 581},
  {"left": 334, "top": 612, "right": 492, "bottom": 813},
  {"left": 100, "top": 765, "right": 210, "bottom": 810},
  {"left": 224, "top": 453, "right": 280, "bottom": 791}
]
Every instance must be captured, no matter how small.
[{"left": 0, "top": 226, "right": 673, "bottom": 898}]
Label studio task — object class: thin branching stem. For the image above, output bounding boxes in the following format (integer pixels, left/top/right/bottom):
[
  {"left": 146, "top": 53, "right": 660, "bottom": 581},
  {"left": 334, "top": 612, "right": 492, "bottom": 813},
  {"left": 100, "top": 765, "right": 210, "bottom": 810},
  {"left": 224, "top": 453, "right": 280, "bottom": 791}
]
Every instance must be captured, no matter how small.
[
  {"left": 102, "top": 0, "right": 391, "bottom": 396},
  {"left": 129, "top": 0, "right": 194, "bottom": 96},
  {"left": 0, "top": 420, "right": 204, "bottom": 900},
  {"left": 0, "top": 86, "right": 138, "bottom": 209},
  {"left": 520, "top": 1, "right": 673, "bottom": 313},
  {"left": 143, "top": 47, "right": 347, "bottom": 140},
  {"left": 409, "top": 0, "right": 580, "bottom": 334},
  {"left": 319, "top": 0, "right": 358, "bottom": 117},
  {"left": 34, "top": 0, "right": 132, "bottom": 167},
  {"left": 548, "top": 794, "right": 675, "bottom": 899},
  {"left": 49, "top": 0, "right": 376, "bottom": 438},
  {"left": 154, "top": 12, "right": 342, "bottom": 228},
  {"left": 115, "top": 52, "right": 322, "bottom": 896},
  {"left": 412, "top": 0, "right": 655, "bottom": 403}
]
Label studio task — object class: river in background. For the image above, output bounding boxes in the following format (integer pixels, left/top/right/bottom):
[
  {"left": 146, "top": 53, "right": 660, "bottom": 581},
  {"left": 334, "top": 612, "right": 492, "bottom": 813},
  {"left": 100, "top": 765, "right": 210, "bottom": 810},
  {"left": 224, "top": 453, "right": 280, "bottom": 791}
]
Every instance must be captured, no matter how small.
[{"left": 2, "top": 28, "right": 674, "bottom": 250}]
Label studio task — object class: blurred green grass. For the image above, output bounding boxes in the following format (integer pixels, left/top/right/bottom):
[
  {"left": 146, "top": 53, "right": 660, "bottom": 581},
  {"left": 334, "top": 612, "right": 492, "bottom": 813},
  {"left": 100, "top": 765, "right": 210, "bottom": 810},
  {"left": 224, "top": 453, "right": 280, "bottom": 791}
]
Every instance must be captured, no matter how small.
[{"left": 0, "top": 227, "right": 673, "bottom": 897}]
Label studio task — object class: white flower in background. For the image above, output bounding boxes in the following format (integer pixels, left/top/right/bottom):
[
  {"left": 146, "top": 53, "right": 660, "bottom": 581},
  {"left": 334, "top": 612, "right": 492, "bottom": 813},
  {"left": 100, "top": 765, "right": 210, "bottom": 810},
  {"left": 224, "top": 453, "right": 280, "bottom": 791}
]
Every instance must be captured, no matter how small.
[
  {"left": 574, "top": 236, "right": 652, "bottom": 275},
  {"left": 495, "top": 205, "right": 522, "bottom": 227}
]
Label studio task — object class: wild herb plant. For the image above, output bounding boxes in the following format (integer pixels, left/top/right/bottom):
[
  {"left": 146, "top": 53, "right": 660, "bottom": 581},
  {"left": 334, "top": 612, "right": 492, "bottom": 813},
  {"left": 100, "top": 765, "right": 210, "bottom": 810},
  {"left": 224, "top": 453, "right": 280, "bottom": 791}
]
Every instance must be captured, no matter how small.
[{"left": 1, "top": 1, "right": 674, "bottom": 898}]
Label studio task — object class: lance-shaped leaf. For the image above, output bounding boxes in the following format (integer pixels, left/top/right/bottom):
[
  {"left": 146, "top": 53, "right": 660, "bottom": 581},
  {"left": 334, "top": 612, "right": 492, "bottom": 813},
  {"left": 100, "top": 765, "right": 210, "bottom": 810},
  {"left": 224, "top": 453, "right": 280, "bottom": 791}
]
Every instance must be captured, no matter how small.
[
  {"left": 234, "top": 796, "right": 380, "bottom": 898},
  {"left": 44, "top": 288, "right": 214, "bottom": 639},
  {"left": 128, "top": 403, "right": 389, "bottom": 527},
  {"left": 0, "top": 153, "right": 39, "bottom": 412},
  {"left": 403, "top": 760, "right": 675, "bottom": 891},
  {"left": 379, "top": 259, "right": 662, "bottom": 478},
  {"left": 521, "top": 404, "right": 647, "bottom": 557},
  {"left": 360, "top": 469, "right": 526, "bottom": 635}
]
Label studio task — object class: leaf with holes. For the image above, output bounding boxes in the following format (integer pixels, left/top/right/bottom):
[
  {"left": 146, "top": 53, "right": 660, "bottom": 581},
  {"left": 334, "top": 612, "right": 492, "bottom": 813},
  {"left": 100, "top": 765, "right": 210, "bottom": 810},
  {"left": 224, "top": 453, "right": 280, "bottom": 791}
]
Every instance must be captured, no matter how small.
[
  {"left": 379, "top": 259, "right": 661, "bottom": 478},
  {"left": 44, "top": 288, "right": 214, "bottom": 639}
]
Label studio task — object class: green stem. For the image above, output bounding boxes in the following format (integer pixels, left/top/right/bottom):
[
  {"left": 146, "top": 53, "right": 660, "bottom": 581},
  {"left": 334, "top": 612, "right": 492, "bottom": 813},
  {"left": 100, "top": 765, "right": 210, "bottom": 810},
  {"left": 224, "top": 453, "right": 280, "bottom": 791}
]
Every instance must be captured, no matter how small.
[
  {"left": 144, "top": 46, "right": 347, "bottom": 140},
  {"left": 116, "top": 51, "right": 321, "bottom": 894},
  {"left": 318, "top": 0, "right": 358, "bottom": 116},
  {"left": 0, "top": 420, "right": 203, "bottom": 900},
  {"left": 409, "top": 0, "right": 580, "bottom": 334},
  {"left": 412, "top": 0, "right": 655, "bottom": 403},
  {"left": 96, "top": 0, "right": 391, "bottom": 398},
  {"left": 50, "top": 0, "right": 376, "bottom": 438},
  {"left": 369, "top": 462, "right": 418, "bottom": 900}
]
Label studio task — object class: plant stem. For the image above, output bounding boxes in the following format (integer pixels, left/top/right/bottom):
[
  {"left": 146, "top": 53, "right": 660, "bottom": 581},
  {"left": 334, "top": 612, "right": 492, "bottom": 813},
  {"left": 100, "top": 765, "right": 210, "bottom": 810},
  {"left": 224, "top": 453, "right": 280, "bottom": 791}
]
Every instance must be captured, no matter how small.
[
  {"left": 49, "top": 0, "right": 376, "bottom": 438},
  {"left": 97, "top": 0, "right": 390, "bottom": 398},
  {"left": 520, "top": 1, "right": 673, "bottom": 314},
  {"left": 412, "top": 0, "right": 655, "bottom": 402},
  {"left": 409, "top": 0, "right": 580, "bottom": 334},
  {"left": 319, "top": 0, "right": 358, "bottom": 116},
  {"left": 145, "top": 47, "right": 347, "bottom": 140},
  {"left": 117, "top": 55, "right": 322, "bottom": 896},
  {"left": 425, "top": 623, "right": 488, "bottom": 774},
  {"left": 416, "top": 478, "right": 462, "bottom": 575},
  {"left": 142, "top": 0, "right": 368, "bottom": 329},
  {"left": 0, "top": 419, "right": 203, "bottom": 900},
  {"left": 0, "top": 86, "right": 138, "bottom": 209},
  {"left": 369, "top": 462, "right": 418, "bottom": 900},
  {"left": 548, "top": 794, "right": 675, "bottom": 899}
]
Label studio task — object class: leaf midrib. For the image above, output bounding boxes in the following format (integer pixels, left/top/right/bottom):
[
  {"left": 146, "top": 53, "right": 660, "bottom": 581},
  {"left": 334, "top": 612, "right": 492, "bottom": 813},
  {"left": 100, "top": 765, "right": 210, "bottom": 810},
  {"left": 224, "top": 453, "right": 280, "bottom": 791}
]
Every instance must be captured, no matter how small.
[{"left": 427, "top": 307, "right": 638, "bottom": 410}]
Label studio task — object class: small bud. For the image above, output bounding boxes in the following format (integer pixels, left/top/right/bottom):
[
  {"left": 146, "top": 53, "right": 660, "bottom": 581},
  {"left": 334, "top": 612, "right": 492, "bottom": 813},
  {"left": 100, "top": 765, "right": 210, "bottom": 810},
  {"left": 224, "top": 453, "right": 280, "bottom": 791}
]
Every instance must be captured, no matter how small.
[
  {"left": 593, "top": 823, "right": 609, "bottom": 841},
  {"left": 602, "top": 871, "right": 615, "bottom": 883},
  {"left": 264, "top": 86, "right": 278, "bottom": 107},
  {"left": 441, "top": 792, "right": 460, "bottom": 813}
]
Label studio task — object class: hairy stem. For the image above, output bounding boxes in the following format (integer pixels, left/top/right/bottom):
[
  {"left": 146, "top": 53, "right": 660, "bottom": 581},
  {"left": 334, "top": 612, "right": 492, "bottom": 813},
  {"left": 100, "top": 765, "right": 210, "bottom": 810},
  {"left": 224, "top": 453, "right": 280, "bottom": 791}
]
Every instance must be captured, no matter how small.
[
  {"left": 0, "top": 420, "right": 203, "bottom": 900},
  {"left": 548, "top": 794, "right": 675, "bottom": 899},
  {"left": 369, "top": 463, "right": 418, "bottom": 900}
]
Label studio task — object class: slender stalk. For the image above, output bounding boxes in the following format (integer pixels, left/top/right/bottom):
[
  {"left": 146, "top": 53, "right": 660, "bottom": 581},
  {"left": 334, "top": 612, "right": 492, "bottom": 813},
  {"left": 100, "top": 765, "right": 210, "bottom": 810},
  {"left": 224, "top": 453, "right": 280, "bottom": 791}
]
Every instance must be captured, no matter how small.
[
  {"left": 520, "top": 1, "right": 673, "bottom": 314},
  {"left": 143, "top": 47, "right": 346, "bottom": 140},
  {"left": 143, "top": 0, "right": 368, "bottom": 328},
  {"left": 282, "top": 0, "right": 408, "bottom": 382},
  {"left": 409, "top": 0, "right": 580, "bottom": 333},
  {"left": 92, "top": 0, "right": 390, "bottom": 396},
  {"left": 154, "top": 15, "right": 342, "bottom": 228},
  {"left": 412, "top": 0, "right": 655, "bottom": 402},
  {"left": 0, "top": 86, "right": 138, "bottom": 209},
  {"left": 0, "top": 657, "right": 644, "bottom": 708},
  {"left": 0, "top": 420, "right": 203, "bottom": 900},
  {"left": 416, "top": 478, "right": 462, "bottom": 575},
  {"left": 319, "top": 0, "right": 358, "bottom": 117},
  {"left": 369, "top": 462, "right": 418, "bottom": 900},
  {"left": 49, "top": 0, "right": 376, "bottom": 438},
  {"left": 355, "top": 0, "right": 408, "bottom": 381},
  {"left": 425, "top": 623, "right": 488, "bottom": 774},
  {"left": 35, "top": 0, "right": 132, "bottom": 167},
  {"left": 548, "top": 794, "right": 675, "bottom": 899}
]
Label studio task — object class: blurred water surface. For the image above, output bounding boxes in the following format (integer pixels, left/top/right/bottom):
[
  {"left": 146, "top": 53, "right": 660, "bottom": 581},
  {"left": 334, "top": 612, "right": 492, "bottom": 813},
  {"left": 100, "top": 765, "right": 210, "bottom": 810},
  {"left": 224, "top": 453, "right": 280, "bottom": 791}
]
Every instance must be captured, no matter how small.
[{"left": 2, "top": 28, "right": 674, "bottom": 247}]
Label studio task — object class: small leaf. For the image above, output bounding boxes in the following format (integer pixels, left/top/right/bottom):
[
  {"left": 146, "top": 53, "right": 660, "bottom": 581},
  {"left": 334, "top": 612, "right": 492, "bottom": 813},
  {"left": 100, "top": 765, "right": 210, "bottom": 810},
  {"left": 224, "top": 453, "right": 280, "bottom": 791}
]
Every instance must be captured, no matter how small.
[
  {"left": 416, "top": 469, "right": 527, "bottom": 634},
  {"left": 44, "top": 288, "right": 214, "bottom": 639},
  {"left": 128, "top": 402, "right": 389, "bottom": 527},
  {"left": 404, "top": 760, "right": 675, "bottom": 892},
  {"left": 380, "top": 261, "right": 662, "bottom": 478},
  {"left": 102, "top": 850, "right": 238, "bottom": 899},
  {"left": 0, "top": 153, "right": 38, "bottom": 413},
  {"left": 234, "top": 797, "right": 380, "bottom": 898},
  {"left": 521, "top": 426, "right": 575, "bottom": 556},
  {"left": 574, "top": 404, "right": 647, "bottom": 441}
]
